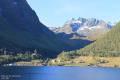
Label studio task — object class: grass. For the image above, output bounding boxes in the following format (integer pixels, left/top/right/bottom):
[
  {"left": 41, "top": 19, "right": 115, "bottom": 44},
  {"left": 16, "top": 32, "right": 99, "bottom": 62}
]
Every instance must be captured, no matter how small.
[
  {"left": 16, "top": 60, "right": 44, "bottom": 66},
  {"left": 49, "top": 56, "right": 120, "bottom": 68}
]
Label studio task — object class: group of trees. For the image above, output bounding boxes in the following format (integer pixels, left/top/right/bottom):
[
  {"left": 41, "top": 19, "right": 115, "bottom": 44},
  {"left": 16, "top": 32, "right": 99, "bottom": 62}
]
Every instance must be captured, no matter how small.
[{"left": 0, "top": 49, "right": 42, "bottom": 65}]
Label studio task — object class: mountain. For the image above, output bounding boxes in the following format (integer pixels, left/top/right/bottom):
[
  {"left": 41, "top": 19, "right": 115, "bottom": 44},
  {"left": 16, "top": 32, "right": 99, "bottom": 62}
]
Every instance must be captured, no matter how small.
[
  {"left": 48, "top": 22, "right": 120, "bottom": 67},
  {"left": 61, "top": 22, "right": 120, "bottom": 57},
  {"left": 0, "top": 0, "right": 68, "bottom": 57},
  {"left": 51, "top": 17, "right": 112, "bottom": 40},
  {"left": 76, "top": 22, "right": 120, "bottom": 57}
]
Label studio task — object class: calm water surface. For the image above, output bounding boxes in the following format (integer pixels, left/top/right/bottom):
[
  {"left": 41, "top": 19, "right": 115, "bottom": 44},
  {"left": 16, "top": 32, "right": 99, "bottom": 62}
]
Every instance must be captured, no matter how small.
[{"left": 0, "top": 66, "right": 120, "bottom": 80}]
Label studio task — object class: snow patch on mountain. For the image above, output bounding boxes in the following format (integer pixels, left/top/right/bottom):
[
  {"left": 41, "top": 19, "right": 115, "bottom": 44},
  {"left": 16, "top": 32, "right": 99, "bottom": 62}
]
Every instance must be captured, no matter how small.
[{"left": 51, "top": 17, "right": 112, "bottom": 39}]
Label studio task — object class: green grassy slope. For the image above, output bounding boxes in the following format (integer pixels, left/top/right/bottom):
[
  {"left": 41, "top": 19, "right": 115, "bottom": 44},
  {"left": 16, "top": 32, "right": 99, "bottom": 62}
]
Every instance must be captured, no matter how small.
[
  {"left": 76, "top": 22, "right": 120, "bottom": 56},
  {"left": 59, "top": 22, "right": 120, "bottom": 57}
]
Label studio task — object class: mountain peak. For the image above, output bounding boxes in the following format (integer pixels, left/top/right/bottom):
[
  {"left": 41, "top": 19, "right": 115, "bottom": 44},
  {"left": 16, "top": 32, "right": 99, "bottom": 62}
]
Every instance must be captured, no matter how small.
[{"left": 51, "top": 17, "right": 112, "bottom": 40}]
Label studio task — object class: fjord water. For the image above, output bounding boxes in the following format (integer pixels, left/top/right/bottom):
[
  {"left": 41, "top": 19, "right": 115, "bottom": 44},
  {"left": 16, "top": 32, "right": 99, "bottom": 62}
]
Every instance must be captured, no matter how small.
[{"left": 0, "top": 67, "right": 120, "bottom": 80}]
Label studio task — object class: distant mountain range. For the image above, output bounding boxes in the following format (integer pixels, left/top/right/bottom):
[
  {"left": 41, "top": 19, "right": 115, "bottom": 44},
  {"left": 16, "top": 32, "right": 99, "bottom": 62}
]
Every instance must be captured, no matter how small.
[{"left": 50, "top": 17, "right": 112, "bottom": 40}]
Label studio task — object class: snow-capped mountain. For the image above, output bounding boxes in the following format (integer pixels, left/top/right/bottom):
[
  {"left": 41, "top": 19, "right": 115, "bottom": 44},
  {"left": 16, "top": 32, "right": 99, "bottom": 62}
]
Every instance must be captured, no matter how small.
[{"left": 51, "top": 17, "right": 112, "bottom": 39}]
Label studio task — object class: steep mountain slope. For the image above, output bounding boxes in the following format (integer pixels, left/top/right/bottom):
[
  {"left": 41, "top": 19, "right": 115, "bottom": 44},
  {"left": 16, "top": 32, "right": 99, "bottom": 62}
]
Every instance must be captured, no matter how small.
[
  {"left": 73, "top": 22, "right": 120, "bottom": 57},
  {"left": 0, "top": 0, "right": 67, "bottom": 57},
  {"left": 60, "top": 22, "right": 120, "bottom": 57},
  {"left": 51, "top": 18, "right": 112, "bottom": 40}
]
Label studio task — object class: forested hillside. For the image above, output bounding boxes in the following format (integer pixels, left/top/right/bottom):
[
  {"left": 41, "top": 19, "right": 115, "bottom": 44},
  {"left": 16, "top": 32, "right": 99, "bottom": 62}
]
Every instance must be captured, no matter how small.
[
  {"left": 0, "top": 0, "right": 68, "bottom": 57},
  {"left": 77, "top": 22, "right": 120, "bottom": 57},
  {"left": 59, "top": 22, "right": 120, "bottom": 57}
]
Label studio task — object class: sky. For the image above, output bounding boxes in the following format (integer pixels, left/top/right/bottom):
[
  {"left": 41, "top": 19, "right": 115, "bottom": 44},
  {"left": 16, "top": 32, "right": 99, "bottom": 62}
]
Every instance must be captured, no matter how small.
[{"left": 26, "top": 0, "right": 120, "bottom": 27}]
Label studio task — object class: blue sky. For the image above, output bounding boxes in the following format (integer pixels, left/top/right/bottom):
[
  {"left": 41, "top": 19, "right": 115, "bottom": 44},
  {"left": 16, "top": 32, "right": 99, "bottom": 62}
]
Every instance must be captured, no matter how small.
[{"left": 26, "top": 0, "right": 120, "bottom": 27}]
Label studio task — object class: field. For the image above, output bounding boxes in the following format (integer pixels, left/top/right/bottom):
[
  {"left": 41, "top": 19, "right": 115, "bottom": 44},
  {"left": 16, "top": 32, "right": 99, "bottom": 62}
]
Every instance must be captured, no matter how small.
[{"left": 48, "top": 56, "right": 120, "bottom": 68}]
